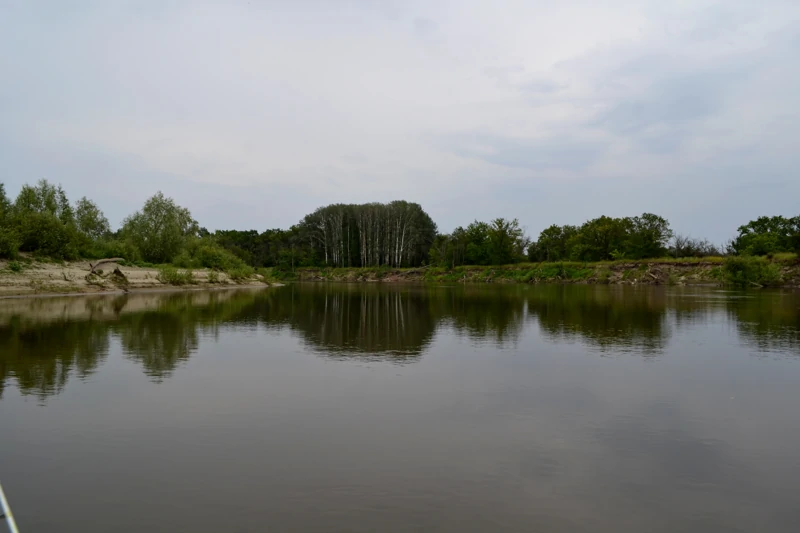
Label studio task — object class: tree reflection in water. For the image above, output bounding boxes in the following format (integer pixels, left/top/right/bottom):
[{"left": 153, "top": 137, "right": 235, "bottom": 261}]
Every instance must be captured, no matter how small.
[{"left": 1, "top": 284, "right": 798, "bottom": 399}]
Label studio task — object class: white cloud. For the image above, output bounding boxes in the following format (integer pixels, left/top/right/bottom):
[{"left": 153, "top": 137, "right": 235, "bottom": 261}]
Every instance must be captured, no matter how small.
[{"left": 1, "top": 0, "right": 798, "bottom": 239}]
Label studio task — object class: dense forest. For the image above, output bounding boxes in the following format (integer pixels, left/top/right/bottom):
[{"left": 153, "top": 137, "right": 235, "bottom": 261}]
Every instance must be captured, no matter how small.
[{"left": 1, "top": 180, "right": 799, "bottom": 272}]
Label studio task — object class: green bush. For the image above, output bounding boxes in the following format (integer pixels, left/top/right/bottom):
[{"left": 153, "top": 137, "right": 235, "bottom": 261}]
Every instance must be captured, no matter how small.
[
  {"left": 157, "top": 266, "right": 196, "bottom": 285},
  {"left": 0, "top": 227, "right": 21, "bottom": 259},
  {"left": 17, "top": 213, "right": 83, "bottom": 259},
  {"left": 226, "top": 265, "right": 255, "bottom": 281},
  {"left": 172, "top": 250, "right": 198, "bottom": 269},
  {"left": 197, "top": 243, "right": 239, "bottom": 269},
  {"left": 8, "top": 260, "right": 23, "bottom": 273},
  {"left": 207, "top": 270, "right": 221, "bottom": 284},
  {"left": 83, "top": 238, "right": 141, "bottom": 261},
  {"left": 723, "top": 256, "right": 781, "bottom": 286}
]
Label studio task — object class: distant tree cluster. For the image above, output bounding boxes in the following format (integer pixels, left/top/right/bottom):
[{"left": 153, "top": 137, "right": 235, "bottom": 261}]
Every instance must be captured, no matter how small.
[
  {"left": 527, "top": 213, "right": 673, "bottom": 262},
  {"left": 429, "top": 218, "right": 527, "bottom": 267},
  {"left": 727, "top": 216, "right": 800, "bottom": 256},
  {"left": 0, "top": 179, "right": 110, "bottom": 259},
  {"left": 1, "top": 179, "right": 798, "bottom": 267}
]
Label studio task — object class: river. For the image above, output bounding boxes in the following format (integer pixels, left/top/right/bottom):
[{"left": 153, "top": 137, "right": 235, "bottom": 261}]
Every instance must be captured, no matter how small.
[{"left": 1, "top": 284, "right": 799, "bottom": 532}]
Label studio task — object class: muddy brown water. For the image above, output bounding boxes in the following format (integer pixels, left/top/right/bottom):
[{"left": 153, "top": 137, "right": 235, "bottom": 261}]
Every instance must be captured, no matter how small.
[{"left": 1, "top": 284, "right": 799, "bottom": 532}]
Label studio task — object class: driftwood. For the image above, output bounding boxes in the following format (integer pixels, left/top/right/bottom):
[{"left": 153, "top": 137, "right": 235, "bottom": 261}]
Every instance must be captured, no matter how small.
[{"left": 89, "top": 258, "right": 124, "bottom": 274}]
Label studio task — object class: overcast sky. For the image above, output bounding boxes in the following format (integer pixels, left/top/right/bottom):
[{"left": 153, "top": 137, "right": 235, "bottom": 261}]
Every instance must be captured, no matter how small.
[{"left": 1, "top": 0, "right": 798, "bottom": 242}]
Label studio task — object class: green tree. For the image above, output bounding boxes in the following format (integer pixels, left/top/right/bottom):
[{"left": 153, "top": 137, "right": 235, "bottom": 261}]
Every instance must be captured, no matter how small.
[
  {"left": 487, "top": 218, "right": 526, "bottom": 264},
  {"left": 0, "top": 183, "right": 10, "bottom": 221},
  {"left": 463, "top": 221, "right": 491, "bottom": 265},
  {"left": 121, "top": 192, "right": 199, "bottom": 263},
  {"left": 74, "top": 197, "right": 111, "bottom": 241},
  {"left": 531, "top": 224, "right": 579, "bottom": 262},
  {"left": 624, "top": 213, "right": 672, "bottom": 259},
  {"left": 730, "top": 216, "right": 800, "bottom": 256},
  {"left": 11, "top": 180, "right": 82, "bottom": 258},
  {"left": 0, "top": 182, "right": 20, "bottom": 259},
  {"left": 567, "top": 216, "right": 631, "bottom": 261}
]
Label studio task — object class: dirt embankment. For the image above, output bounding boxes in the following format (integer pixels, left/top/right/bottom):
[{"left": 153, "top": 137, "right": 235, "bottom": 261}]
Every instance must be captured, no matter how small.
[
  {"left": 0, "top": 260, "right": 270, "bottom": 298},
  {"left": 288, "top": 260, "right": 800, "bottom": 287}
]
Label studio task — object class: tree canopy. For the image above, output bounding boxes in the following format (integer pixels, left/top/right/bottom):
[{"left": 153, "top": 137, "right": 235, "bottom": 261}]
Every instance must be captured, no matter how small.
[
  {"left": 729, "top": 216, "right": 800, "bottom": 256},
  {"left": 2, "top": 178, "right": 797, "bottom": 267},
  {"left": 121, "top": 192, "right": 199, "bottom": 264}
]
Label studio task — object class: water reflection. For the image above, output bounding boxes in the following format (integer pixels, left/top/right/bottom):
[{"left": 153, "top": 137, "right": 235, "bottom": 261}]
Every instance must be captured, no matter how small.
[
  {"left": 527, "top": 286, "right": 670, "bottom": 354},
  {"left": 1, "top": 284, "right": 799, "bottom": 399},
  {"left": 727, "top": 292, "right": 800, "bottom": 355},
  {"left": 272, "top": 284, "right": 437, "bottom": 359}
]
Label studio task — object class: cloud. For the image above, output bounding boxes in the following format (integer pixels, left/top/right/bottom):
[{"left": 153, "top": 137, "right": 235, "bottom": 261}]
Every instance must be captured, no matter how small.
[
  {"left": 446, "top": 133, "right": 605, "bottom": 171},
  {"left": 0, "top": 0, "right": 798, "bottom": 241},
  {"left": 412, "top": 16, "right": 437, "bottom": 37}
]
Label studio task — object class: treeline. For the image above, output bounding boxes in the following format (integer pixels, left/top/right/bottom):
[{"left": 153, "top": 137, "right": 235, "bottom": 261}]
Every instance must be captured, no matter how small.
[{"left": 1, "top": 180, "right": 799, "bottom": 269}]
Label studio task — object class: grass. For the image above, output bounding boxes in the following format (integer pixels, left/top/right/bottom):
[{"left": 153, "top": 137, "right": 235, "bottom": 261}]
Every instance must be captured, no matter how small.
[
  {"left": 226, "top": 265, "right": 255, "bottom": 282},
  {"left": 281, "top": 254, "right": 800, "bottom": 288},
  {"left": 157, "top": 266, "right": 197, "bottom": 285},
  {"left": 771, "top": 252, "right": 798, "bottom": 264}
]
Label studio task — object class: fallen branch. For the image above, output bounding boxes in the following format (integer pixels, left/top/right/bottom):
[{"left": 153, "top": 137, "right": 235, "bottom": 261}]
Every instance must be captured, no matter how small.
[{"left": 89, "top": 258, "right": 124, "bottom": 274}]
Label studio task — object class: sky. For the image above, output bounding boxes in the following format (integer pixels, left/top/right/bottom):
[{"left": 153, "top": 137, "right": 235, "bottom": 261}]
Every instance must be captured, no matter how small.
[{"left": 1, "top": 0, "right": 798, "bottom": 243}]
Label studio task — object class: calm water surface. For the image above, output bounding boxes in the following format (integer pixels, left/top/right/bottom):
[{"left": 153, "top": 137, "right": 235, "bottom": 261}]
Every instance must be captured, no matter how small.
[{"left": 1, "top": 284, "right": 800, "bottom": 532}]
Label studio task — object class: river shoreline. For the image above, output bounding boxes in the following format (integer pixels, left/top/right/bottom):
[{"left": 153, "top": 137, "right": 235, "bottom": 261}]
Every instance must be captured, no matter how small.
[
  {"left": 0, "top": 259, "right": 272, "bottom": 299},
  {"left": 3, "top": 258, "right": 799, "bottom": 298},
  {"left": 284, "top": 259, "right": 800, "bottom": 288}
]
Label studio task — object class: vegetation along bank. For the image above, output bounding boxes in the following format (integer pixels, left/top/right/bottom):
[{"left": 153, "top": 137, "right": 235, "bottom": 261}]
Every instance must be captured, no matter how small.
[{"left": 1, "top": 179, "right": 799, "bottom": 295}]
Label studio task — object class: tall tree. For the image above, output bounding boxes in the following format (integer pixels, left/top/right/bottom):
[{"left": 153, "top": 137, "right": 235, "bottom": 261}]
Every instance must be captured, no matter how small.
[
  {"left": 121, "top": 192, "right": 198, "bottom": 263},
  {"left": 488, "top": 218, "right": 526, "bottom": 264},
  {"left": 75, "top": 197, "right": 111, "bottom": 241},
  {"left": 624, "top": 213, "right": 672, "bottom": 259},
  {"left": 730, "top": 215, "right": 800, "bottom": 256},
  {"left": 0, "top": 183, "right": 10, "bottom": 222}
]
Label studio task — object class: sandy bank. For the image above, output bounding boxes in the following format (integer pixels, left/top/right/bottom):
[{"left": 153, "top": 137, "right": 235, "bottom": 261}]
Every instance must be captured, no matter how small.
[{"left": 0, "top": 259, "right": 272, "bottom": 299}]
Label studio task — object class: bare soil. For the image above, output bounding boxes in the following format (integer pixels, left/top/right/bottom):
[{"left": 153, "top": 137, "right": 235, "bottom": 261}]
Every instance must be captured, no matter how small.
[{"left": 0, "top": 260, "right": 270, "bottom": 298}]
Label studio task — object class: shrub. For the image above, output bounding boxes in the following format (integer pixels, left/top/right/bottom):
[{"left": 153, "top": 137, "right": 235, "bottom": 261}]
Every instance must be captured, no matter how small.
[
  {"left": 0, "top": 227, "right": 21, "bottom": 259},
  {"left": 157, "top": 266, "right": 196, "bottom": 285},
  {"left": 226, "top": 265, "right": 255, "bottom": 281},
  {"left": 83, "top": 238, "right": 141, "bottom": 262},
  {"left": 207, "top": 270, "right": 221, "bottom": 284},
  {"left": 723, "top": 256, "right": 781, "bottom": 287},
  {"left": 17, "top": 213, "right": 83, "bottom": 259},
  {"left": 196, "top": 243, "right": 238, "bottom": 270},
  {"left": 8, "top": 260, "right": 23, "bottom": 273},
  {"left": 172, "top": 250, "right": 198, "bottom": 269}
]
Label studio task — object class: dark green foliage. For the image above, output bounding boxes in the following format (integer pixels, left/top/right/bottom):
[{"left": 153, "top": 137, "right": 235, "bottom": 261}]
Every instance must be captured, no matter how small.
[
  {"left": 723, "top": 256, "right": 781, "bottom": 286},
  {"left": 430, "top": 218, "right": 528, "bottom": 267},
  {"left": 0, "top": 227, "right": 20, "bottom": 259},
  {"left": 529, "top": 213, "right": 672, "bottom": 262},
  {"left": 0, "top": 183, "right": 10, "bottom": 221},
  {"left": 121, "top": 192, "right": 199, "bottom": 263},
  {"left": 5, "top": 180, "right": 84, "bottom": 259},
  {"left": 625, "top": 213, "right": 673, "bottom": 259},
  {"left": 529, "top": 224, "right": 578, "bottom": 262},
  {"left": 74, "top": 197, "right": 111, "bottom": 241},
  {"left": 729, "top": 216, "right": 800, "bottom": 256},
  {"left": 16, "top": 211, "right": 83, "bottom": 259}
]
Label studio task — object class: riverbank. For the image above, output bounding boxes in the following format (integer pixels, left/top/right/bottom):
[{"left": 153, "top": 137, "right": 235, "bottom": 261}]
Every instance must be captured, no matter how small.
[
  {"left": 3, "top": 256, "right": 799, "bottom": 297},
  {"left": 0, "top": 259, "right": 271, "bottom": 298},
  {"left": 280, "top": 257, "right": 800, "bottom": 287}
]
